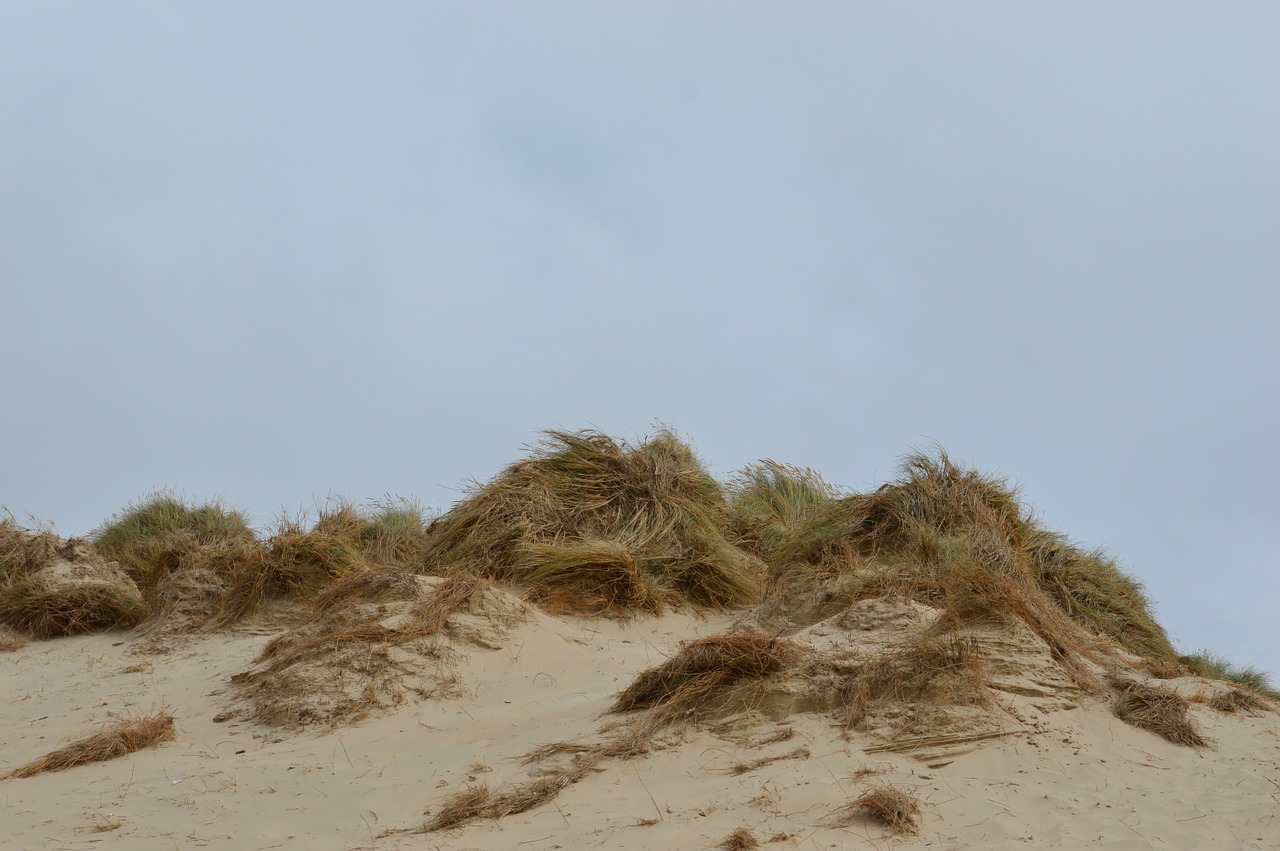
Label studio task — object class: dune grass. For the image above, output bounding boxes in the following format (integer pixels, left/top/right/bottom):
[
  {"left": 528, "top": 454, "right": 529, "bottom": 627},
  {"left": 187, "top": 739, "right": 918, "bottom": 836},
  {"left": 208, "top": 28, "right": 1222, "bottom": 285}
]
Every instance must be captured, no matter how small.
[
  {"left": 268, "top": 498, "right": 431, "bottom": 588},
  {"left": 4, "top": 711, "right": 175, "bottom": 779},
  {"left": 93, "top": 494, "right": 259, "bottom": 589},
  {"left": 89, "top": 494, "right": 435, "bottom": 629},
  {"left": 1111, "top": 679, "right": 1207, "bottom": 746},
  {"left": 420, "top": 428, "right": 763, "bottom": 615},
  {"left": 0, "top": 519, "right": 148, "bottom": 637},
  {"left": 842, "top": 633, "right": 991, "bottom": 730},
  {"left": 1180, "top": 651, "right": 1278, "bottom": 698},
  {"left": 0, "top": 577, "right": 147, "bottom": 638},
  {"left": 1205, "top": 687, "right": 1272, "bottom": 714},
  {"left": 730, "top": 448, "right": 1177, "bottom": 670},
  {"left": 92, "top": 493, "right": 266, "bottom": 622},
  {"left": 0, "top": 517, "right": 63, "bottom": 581},
  {"left": 612, "top": 632, "right": 801, "bottom": 719},
  {"left": 840, "top": 784, "right": 922, "bottom": 834}
]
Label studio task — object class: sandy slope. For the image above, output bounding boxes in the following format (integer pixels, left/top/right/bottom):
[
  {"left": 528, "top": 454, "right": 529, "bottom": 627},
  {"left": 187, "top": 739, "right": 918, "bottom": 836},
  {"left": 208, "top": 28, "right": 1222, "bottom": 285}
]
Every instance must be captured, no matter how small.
[{"left": 2, "top": 604, "right": 1278, "bottom": 851}]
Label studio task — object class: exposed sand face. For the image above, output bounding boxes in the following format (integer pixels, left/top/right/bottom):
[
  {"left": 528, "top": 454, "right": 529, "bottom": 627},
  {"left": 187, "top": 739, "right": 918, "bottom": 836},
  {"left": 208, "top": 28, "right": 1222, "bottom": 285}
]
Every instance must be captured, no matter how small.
[{"left": 2, "top": 601, "right": 1278, "bottom": 850}]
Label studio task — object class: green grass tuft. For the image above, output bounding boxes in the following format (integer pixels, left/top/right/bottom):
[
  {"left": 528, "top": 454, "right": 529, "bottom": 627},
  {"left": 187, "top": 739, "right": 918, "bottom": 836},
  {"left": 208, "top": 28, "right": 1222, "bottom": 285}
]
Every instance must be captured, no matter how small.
[{"left": 1180, "top": 651, "right": 1278, "bottom": 699}]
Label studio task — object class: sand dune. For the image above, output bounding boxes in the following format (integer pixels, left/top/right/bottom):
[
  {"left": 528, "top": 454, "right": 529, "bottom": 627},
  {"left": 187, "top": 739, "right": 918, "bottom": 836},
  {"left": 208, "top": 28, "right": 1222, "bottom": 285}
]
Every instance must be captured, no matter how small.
[{"left": 3, "top": 596, "right": 1277, "bottom": 850}]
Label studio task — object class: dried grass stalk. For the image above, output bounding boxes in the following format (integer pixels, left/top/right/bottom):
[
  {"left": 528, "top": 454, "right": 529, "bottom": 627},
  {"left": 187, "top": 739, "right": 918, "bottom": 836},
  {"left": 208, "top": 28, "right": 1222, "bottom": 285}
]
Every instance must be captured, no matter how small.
[
  {"left": 422, "top": 760, "right": 595, "bottom": 832},
  {"left": 4, "top": 712, "right": 175, "bottom": 779},
  {"left": 730, "top": 746, "right": 810, "bottom": 775}
]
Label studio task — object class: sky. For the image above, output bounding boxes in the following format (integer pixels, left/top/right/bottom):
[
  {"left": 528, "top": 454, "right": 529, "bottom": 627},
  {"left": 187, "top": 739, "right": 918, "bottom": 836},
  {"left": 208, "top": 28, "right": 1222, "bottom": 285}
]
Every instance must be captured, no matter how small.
[{"left": 1, "top": 3, "right": 1276, "bottom": 679}]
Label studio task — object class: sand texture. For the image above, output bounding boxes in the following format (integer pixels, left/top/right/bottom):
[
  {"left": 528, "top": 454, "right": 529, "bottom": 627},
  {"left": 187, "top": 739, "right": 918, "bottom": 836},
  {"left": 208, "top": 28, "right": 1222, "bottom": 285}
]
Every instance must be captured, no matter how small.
[{"left": 3, "top": 596, "right": 1278, "bottom": 850}]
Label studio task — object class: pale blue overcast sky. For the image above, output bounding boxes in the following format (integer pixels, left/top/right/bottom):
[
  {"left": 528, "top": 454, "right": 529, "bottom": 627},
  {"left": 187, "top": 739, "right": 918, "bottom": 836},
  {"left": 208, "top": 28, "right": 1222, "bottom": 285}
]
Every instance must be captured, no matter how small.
[{"left": 2, "top": 3, "right": 1276, "bottom": 678}]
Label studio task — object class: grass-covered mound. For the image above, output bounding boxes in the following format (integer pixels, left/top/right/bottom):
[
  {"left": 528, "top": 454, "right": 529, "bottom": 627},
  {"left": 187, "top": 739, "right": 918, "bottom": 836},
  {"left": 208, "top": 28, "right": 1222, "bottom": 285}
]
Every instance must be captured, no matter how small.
[
  {"left": 730, "top": 450, "right": 1178, "bottom": 675},
  {"left": 91, "top": 495, "right": 433, "bottom": 631},
  {"left": 268, "top": 498, "right": 432, "bottom": 585},
  {"left": 0, "top": 518, "right": 147, "bottom": 638},
  {"left": 419, "top": 429, "right": 763, "bottom": 615},
  {"left": 92, "top": 494, "right": 269, "bottom": 628}
]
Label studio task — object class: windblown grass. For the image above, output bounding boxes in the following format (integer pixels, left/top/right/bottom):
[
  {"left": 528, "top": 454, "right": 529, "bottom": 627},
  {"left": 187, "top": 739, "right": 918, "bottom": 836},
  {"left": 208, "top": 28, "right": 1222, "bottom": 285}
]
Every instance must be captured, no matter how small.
[
  {"left": 1111, "top": 679, "right": 1207, "bottom": 746},
  {"left": 731, "top": 448, "right": 1177, "bottom": 671},
  {"left": 91, "top": 494, "right": 433, "bottom": 630},
  {"left": 0, "top": 517, "right": 62, "bottom": 580},
  {"left": 729, "top": 461, "right": 842, "bottom": 568},
  {"left": 92, "top": 493, "right": 268, "bottom": 625},
  {"left": 1205, "top": 687, "right": 1272, "bottom": 714},
  {"left": 1180, "top": 651, "right": 1278, "bottom": 698},
  {"left": 421, "top": 428, "right": 763, "bottom": 614},
  {"left": 0, "top": 577, "right": 147, "bottom": 638},
  {"left": 0, "top": 520, "right": 147, "bottom": 637},
  {"left": 842, "top": 633, "right": 991, "bottom": 730},
  {"left": 612, "top": 633, "right": 801, "bottom": 720},
  {"left": 4, "top": 711, "right": 175, "bottom": 779},
  {"left": 423, "top": 763, "right": 595, "bottom": 832},
  {"left": 840, "top": 784, "right": 922, "bottom": 834},
  {"left": 93, "top": 493, "right": 259, "bottom": 590},
  {"left": 520, "top": 539, "right": 674, "bottom": 616}
]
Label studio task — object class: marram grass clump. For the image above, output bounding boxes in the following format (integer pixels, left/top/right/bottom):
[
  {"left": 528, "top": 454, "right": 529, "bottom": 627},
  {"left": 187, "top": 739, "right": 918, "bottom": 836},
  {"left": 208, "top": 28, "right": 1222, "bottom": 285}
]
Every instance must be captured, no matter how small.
[
  {"left": 0, "top": 578, "right": 147, "bottom": 638},
  {"left": 1111, "top": 679, "right": 1207, "bottom": 747},
  {"left": 92, "top": 493, "right": 267, "bottom": 624},
  {"left": 730, "top": 448, "right": 1178, "bottom": 670},
  {"left": 420, "top": 428, "right": 763, "bottom": 615},
  {"left": 0, "top": 520, "right": 148, "bottom": 637}
]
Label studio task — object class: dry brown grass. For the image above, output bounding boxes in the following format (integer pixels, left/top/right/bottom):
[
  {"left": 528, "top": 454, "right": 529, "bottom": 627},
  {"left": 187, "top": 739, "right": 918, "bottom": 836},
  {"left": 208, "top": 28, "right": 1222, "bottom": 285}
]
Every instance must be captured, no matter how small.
[
  {"left": 731, "top": 449, "right": 1177, "bottom": 675},
  {"left": 0, "top": 625, "right": 27, "bottom": 651},
  {"left": 0, "top": 517, "right": 62, "bottom": 579},
  {"left": 1206, "top": 688, "right": 1272, "bottom": 715},
  {"left": 730, "top": 746, "right": 810, "bottom": 775},
  {"left": 1141, "top": 657, "right": 1189, "bottom": 679},
  {"left": 4, "top": 712, "right": 175, "bottom": 779},
  {"left": 720, "top": 827, "right": 761, "bottom": 850},
  {"left": 252, "top": 574, "right": 477, "bottom": 679},
  {"left": 1112, "top": 680, "right": 1208, "bottom": 746},
  {"left": 843, "top": 633, "right": 991, "bottom": 730},
  {"left": 0, "top": 579, "right": 148, "bottom": 638},
  {"left": 840, "top": 784, "right": 922, "bottom": 834},
  {"left": 520, "top": 539, "right": 675, "bottom": 616},
  {"left": 419, "top": 428, "right": 763, "bottom": 615},
  {"left": 611, "top": 633, "right": 802, "bottom": 720},
  {"left": 422, "top": 760, "right": 596, "bottom": 832},
  {"left": 1, "top": 521, "right": 148, "bottom": 638}
]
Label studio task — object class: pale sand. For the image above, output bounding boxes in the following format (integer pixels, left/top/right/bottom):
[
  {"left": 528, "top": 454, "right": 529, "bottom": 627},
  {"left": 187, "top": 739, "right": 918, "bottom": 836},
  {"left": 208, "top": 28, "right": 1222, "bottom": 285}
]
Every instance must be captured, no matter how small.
[{"left": 2, "top": 604, "right": 1278, "bottom": 850}]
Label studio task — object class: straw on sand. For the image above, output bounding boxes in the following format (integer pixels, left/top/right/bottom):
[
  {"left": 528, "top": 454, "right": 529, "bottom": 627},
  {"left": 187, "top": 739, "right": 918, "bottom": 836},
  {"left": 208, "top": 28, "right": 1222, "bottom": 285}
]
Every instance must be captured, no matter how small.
[{"left": 4, "top": 712, "right": 175, "bottom": 779}]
